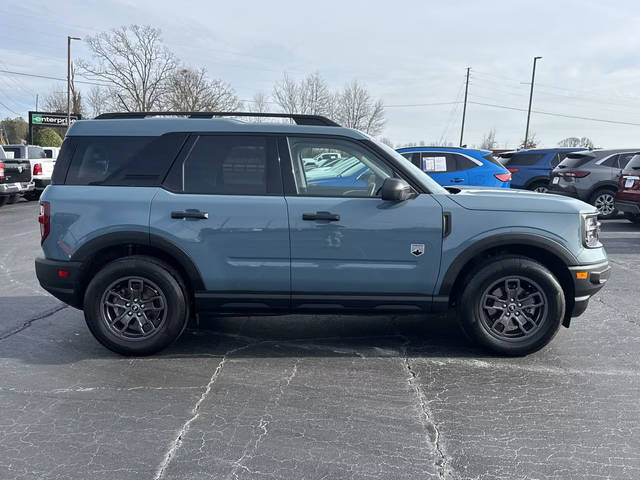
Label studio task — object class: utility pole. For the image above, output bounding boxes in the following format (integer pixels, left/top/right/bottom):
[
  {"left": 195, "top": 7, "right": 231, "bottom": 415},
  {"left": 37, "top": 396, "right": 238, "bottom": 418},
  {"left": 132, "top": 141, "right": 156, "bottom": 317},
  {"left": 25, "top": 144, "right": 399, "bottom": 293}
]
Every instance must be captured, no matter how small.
[
  {"left": 35, "top": 94, "right": 38, "bottom": 111},
  {"left": 459, "top": 67, "right": 470, "bottom": 147},
  {"left": 524, "top": 56, "right": 542, "bottom": 149},
  {"left": 67, "top": 36, "right": 81, "bottom": 128}
]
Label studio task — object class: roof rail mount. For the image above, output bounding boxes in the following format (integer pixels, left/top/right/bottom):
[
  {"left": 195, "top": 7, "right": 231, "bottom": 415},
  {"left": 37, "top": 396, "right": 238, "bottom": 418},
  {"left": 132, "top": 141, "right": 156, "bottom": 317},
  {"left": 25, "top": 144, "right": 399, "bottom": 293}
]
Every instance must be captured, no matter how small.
[{"left": 94, "top": 111, "right": 340, "bottom": 127}]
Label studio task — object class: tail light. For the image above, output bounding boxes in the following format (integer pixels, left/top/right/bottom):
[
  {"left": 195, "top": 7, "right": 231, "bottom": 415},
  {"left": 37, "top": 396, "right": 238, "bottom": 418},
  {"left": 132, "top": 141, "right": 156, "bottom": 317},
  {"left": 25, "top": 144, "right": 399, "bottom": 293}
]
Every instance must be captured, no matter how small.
[
  {"left": 38, "top": 201, "right": 50, "bottom": 245},
  {"left": 507, "top": 168, "right": 519, "bottom": 173},
  {"left": 558, "top": 170, "right": 590, "bottom": 178},
  {"left": 33, "top": 163, "right": 43, "bottom": 176},
  {"left": 0, "top": 161, "right": 4, "bottom": 179},
  {"left": 494, "top": 172, "right": 512, "bottom": 183}
]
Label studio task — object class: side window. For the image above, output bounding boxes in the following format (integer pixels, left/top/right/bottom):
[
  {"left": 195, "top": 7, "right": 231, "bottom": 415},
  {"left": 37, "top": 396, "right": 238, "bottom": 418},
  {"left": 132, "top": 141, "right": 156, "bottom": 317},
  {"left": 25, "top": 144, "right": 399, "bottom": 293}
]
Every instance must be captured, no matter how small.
[
  {"left": 451, "top": 154, "right": 477, "bottom": 171},
  {"left": 507, "top": 153, "right": 545, "bottom": 166},
  {"left": 400, "top": 152, "right": 420, "bottom": 167},
  {"left": 420, "top": 153, "right": 448, "bottom": 173},
  {"left": 601, "top": 155, "right": 619, "bottom": 167},
  {"left": 181, "top": 135, "right": 281, "bottom": 195},
  {"left": 288, "top": 137, "right": 393, "bottom": 197},
  {"left": 618, "top": 153, "right": 636, "bottom": 169},
  {"left": 28, "top": 147, "right": 46, "bottom": 159},
  {"left": 551, "top": 153, "right": 563, "bottom": 168}
]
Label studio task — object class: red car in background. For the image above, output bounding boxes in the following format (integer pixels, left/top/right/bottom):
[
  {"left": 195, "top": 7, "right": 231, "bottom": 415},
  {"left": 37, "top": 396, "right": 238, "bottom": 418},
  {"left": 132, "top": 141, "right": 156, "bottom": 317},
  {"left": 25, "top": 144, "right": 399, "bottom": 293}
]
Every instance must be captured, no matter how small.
[{"left": 615, "top": 153, "right": 640, "bottom": 224}]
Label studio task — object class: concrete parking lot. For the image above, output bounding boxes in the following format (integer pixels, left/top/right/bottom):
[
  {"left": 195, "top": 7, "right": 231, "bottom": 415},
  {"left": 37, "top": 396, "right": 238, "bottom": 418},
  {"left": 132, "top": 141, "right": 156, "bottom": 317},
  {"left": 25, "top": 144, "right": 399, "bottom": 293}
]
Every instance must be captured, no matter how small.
[{"left": 0, "top": 200, "right": 638, "bottom": 480}]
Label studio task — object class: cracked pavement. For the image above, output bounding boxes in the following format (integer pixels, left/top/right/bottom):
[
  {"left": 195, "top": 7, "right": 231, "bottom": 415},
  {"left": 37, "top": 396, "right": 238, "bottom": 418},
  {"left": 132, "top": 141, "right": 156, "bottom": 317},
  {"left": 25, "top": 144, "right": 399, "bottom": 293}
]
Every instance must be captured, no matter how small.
[{"left": 0, "top": 201, "right": 639, "bottom": 479}]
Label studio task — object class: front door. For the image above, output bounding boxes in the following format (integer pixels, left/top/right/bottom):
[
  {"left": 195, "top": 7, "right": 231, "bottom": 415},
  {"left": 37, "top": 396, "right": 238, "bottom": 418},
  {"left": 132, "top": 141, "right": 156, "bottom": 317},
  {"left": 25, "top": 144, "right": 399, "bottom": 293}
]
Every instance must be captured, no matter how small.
[
  {"left": 150, "top": 134, "right": 290, "bottom": 311},
  {"left": 283, "top": 136, "right": 443, "bottom": 311}
]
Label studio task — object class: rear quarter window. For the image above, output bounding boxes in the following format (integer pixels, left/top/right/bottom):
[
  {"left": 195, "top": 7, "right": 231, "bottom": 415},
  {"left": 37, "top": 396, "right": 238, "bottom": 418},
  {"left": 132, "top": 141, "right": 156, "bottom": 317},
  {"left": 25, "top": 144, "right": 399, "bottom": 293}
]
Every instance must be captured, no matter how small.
[
  {"left": 63, "top": 134, "right": 187, "bottom": 186},
  {"left": 557, "top": 154, "right": 595, "bottom": 169},
  {"left": 623, "top": 154, "right": 640, "bottom": 173},
  {"left": 500, "top": 153, "right": 546, "bottom": 166}
]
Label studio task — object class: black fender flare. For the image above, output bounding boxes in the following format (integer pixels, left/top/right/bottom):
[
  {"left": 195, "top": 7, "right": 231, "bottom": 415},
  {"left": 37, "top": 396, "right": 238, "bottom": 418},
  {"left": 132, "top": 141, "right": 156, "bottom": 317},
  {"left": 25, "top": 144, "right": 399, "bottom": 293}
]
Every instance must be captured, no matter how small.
[
  {"left": 437, "top": 233, "right": 578, "bottom": 296},
  {"left": 70, "top": 231, "right": 205, "bottom": 291},
  {"left": 523, "top": 175, "right": 551, "bottom": 189}
]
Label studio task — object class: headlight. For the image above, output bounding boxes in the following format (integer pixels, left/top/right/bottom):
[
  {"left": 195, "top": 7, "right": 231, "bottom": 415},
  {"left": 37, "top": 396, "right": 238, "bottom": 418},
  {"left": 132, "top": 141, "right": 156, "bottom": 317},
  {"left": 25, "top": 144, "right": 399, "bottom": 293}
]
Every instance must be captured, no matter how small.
[{"left": 582, "top": 214, "right": 601, "bottom": 248}]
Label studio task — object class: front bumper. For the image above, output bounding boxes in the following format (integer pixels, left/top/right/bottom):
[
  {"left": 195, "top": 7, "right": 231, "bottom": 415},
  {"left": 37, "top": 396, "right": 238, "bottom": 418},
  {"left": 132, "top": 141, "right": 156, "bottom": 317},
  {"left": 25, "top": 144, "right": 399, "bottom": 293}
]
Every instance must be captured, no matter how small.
[
  {"left": 568, "top": 260, "right": 610, "bottom": 317},
  {"left": 615, "top": 199, "right": 640, "bottom": 216},
  {"left": 35, "top": 257, "right": 83, "bottom": 309}
]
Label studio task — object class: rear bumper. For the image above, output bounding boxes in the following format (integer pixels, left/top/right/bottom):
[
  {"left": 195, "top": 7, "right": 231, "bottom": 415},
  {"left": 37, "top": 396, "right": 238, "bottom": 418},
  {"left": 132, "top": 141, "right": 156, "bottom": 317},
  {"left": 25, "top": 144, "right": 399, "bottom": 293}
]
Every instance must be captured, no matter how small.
[
  {"left": 0, "top": 182, "right": 34, "bottom": 196},
  {"left": 615, "top": 199, "right": 640, "bottom": 216},
  {"left": 568, "top": 260, "right": 610, "bottom": 317},
  {"left": 35, "top": 257, "right": 83, "bottom": 309}
]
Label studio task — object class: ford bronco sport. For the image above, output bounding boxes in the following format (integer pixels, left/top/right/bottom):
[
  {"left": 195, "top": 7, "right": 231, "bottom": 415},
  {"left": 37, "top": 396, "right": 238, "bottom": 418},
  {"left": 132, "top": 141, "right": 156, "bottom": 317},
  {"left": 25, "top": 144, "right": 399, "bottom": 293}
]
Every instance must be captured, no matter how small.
[{"left": 35, "top": 112, "right": 610, "bottom": 356}]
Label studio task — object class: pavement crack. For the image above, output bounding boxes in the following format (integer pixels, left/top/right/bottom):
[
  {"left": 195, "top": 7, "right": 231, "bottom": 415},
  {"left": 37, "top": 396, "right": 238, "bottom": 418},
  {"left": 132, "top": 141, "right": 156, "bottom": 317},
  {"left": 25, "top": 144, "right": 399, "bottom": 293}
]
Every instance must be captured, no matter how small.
[
  {"left": 153, "top": 342, "right": 255, "bottom": 480},
  {"left": 0, "top": 304, "right": 68, "bottom": 340},
  {"left": 402, "top": 355, "right": 452, "bottom": 479}
]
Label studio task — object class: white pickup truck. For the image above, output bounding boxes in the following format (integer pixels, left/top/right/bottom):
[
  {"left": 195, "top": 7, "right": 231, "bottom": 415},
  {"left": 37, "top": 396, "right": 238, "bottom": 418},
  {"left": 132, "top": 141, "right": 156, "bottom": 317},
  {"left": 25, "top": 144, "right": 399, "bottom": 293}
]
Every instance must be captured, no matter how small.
[{"left": 3, "top": 144, "right": 55, "bottom": 200}]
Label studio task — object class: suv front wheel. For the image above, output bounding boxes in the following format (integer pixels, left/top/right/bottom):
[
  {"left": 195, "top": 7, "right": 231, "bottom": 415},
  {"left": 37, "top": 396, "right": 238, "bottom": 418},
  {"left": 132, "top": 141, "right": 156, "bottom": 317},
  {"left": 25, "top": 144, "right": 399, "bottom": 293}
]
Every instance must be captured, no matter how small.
[
  {"left": 590, "top": 189, "right": 617, "bottom": 219},
  {"left": 83, "top": 256, "right": 189, "bottom": 355},
  {"left": 457, "top": 257, "right": 565, "bottom": 356}
]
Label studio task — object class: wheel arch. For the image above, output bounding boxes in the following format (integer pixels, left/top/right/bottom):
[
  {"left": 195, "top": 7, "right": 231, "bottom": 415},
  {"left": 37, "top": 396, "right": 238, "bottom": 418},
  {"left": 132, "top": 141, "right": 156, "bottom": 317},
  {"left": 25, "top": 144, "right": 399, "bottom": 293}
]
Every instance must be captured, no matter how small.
[
  {"left": 439, "top": 234, "right": 576, "bottom": 326},
  {"left": 71, "top": 232, "right": 205, "bottom": 305},
  {"left": 523, "top": 175, "right": 551, "bottom": 190}
]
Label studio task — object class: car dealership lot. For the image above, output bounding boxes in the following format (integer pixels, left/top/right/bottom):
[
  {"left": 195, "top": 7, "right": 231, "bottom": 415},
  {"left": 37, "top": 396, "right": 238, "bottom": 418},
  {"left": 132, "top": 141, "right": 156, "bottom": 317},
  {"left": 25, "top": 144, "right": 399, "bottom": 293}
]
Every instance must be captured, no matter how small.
[{"left": 1, "top": 200, "right": 639, "bottom": 479}]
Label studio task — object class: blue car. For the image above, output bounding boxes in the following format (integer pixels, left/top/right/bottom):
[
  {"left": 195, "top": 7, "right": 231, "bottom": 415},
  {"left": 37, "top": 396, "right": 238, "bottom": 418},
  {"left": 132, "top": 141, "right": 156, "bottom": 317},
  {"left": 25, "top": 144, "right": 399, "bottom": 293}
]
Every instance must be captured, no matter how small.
[
  {"left": 396, "top": 146, "right": 511, "bottom": 188},
  {"left": 498, "top": 148, "right": 585, "bottom": 192}
]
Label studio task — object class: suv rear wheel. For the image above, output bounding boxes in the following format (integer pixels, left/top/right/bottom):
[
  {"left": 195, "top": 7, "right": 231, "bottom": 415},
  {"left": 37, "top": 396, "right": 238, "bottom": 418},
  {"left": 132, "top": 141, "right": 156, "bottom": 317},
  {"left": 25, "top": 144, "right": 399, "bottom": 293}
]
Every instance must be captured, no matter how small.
[
  {"left": 83, "top": 256, "right": 189, "bottom": 355},
  {"left": 457, "top": 257, "right": 565, "bottom": 356},
  {"left": 590, "top": 189, "right": 617, "bottom": 219},
  {"left": 528, "top": 181, "right": 549, "bottom": 193}
]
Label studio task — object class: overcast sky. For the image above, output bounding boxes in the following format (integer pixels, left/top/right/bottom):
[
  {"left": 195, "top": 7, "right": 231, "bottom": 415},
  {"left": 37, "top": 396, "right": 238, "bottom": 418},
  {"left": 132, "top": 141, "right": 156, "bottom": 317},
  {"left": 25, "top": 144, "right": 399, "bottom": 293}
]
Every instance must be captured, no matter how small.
[{"left": 2, "top": 0, "right": 640, "bottom": 148}]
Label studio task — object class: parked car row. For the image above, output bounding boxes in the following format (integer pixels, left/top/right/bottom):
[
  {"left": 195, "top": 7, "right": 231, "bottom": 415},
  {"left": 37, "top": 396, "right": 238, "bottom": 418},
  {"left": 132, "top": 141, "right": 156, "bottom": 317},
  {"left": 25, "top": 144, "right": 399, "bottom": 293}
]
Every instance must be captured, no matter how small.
[
  {"left": 391, "top": 144, "right": 640, "bottom": 223},
  {"left": 0, "top": 144, "right": 57, "bottom": 206}
]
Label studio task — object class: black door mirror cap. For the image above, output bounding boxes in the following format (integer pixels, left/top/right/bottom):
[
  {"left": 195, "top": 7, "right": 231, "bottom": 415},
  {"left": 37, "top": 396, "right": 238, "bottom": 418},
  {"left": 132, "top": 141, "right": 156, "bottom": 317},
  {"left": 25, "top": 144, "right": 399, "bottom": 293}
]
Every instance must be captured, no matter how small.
[{"left": 380, "top": 177, "right": 413, "bottom": 202}]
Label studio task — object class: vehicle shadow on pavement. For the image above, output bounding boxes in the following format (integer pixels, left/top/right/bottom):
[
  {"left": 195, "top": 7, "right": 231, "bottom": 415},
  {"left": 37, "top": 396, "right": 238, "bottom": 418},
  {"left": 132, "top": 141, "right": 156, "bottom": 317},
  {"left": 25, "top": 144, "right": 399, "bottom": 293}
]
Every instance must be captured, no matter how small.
[{"left": 0, "top": 295, "right": 490, "bottom": 363}]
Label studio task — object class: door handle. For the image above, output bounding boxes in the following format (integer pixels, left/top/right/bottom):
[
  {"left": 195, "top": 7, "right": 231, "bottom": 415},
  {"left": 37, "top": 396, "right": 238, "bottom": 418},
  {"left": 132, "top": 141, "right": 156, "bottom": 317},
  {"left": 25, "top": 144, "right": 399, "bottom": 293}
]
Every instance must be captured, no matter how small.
[
  {"left": 302, "top": 211, "right": 340, "bottom": 221},
  {"left": 451, "top": 178, "right": 464, "bottom": 183},
  {"left": 171, "top": 210, "right": 209, "bottom": 219}
]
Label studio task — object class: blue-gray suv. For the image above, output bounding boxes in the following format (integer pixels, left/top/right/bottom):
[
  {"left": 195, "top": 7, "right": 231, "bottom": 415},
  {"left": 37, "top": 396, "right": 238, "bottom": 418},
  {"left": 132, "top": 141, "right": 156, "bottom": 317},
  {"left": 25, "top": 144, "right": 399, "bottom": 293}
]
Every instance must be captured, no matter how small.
[{"left": 35, "top": 112, "right": 610, "bottom": 356}]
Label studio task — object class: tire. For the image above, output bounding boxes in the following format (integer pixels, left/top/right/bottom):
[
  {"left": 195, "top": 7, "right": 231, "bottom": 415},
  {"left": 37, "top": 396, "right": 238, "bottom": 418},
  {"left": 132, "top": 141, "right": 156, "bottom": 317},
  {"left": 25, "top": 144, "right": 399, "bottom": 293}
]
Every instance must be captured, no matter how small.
[
  {"left": 83, "top": 256, "right": 189, "bottom": 356},
  {"left": 6, "top": 195, "right": 17, "bottom": 204},
  {"left": 623, "top": 213, "right": 640, "bottom": 224},
  {"left": 528, "top": 181, "right": 549, "bottom": 193},
  {"left": 590, "top": 189, "right": 617, "bottom": 219},
  {"left": 457, "top": 256, "right": 565, "bottom": 356}
]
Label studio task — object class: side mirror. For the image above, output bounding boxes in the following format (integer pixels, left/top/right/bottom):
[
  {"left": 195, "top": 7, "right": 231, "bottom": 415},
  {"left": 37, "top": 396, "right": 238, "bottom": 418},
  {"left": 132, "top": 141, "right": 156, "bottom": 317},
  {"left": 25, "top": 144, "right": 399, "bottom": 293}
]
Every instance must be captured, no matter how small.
[{"left": 380, "top": 177, "right": 412, "bottom": 202}]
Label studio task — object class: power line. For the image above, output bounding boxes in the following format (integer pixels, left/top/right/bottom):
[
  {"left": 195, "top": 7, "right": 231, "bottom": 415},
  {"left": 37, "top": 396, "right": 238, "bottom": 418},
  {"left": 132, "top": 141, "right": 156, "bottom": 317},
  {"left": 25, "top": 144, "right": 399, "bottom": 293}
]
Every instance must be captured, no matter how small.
[
  {"left": 468, "top": 100, "right": 640, "bottom": 127},
  {"left": 0, "top": 69, "right": 110, "bottom": 87},
  {"left": 0, "top": 99, "right": 20, "bottom": 115},
  {"left": 383, "top": 101, "right": 461, "bottom": 108}
]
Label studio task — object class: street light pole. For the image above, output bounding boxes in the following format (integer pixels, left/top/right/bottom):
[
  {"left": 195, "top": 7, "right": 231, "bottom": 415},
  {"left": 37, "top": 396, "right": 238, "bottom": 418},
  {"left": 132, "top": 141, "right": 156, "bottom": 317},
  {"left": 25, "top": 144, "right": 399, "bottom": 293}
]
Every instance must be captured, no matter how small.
[
  {"left": 459, "top": 67, "right": 470, "bottom": 147},
  {"left": 524, "top": 56, "right": 542, "bottom": 149},
  {"left": 67, "top": 36, "right": 81, "bottom": 128}
]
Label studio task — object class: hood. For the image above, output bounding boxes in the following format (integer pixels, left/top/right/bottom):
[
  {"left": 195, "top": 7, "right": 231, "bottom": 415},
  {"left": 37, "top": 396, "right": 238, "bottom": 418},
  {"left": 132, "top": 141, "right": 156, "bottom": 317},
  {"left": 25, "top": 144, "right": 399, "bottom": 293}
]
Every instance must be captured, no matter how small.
[{"left": 446, "top": 186, "right": 596, "bottom": 214}]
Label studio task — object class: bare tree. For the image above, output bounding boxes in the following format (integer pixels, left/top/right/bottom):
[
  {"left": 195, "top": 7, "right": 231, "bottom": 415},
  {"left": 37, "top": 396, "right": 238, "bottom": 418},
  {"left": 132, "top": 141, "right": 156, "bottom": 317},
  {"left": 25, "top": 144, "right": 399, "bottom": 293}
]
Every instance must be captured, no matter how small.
[
  {"left": 86, "top": 86, "right": 110, "bottom": 118},
  {"left": 480, "top": 128, "right": 498, "bottom": 150},
  {"left": 519, "top": 132, "right": 538, "bottom": 149},
  {"left": 44, "top": 66, "right": 83, "bottom": 114},
  {"left": 379, "top": 137, "right": 394, "bottom": 148},
  {"left": 245, "top": 91, "right": 271, "bottom": 122},
  {"left": 334, "top": 80, "right": 385, "bottom": 135},
  {"left": 163, "top": 67, "right": 241, "bottom": 111},
  {"left": 78, "top": 25, "right": 176, "bottom": 112},
  {"left": 272, "top": 73, "right": 300, "bottom": 115},
  {"left": 558, "top": 136, "right": 594, "bottom": 148}
]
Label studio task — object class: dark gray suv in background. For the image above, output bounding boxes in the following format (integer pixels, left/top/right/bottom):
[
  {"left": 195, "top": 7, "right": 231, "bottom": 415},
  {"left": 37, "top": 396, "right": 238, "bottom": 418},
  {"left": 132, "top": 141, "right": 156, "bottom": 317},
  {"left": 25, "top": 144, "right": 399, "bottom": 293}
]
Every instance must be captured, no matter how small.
[{"left": 549, "top": 149, "right": 639, "bottom": 218}]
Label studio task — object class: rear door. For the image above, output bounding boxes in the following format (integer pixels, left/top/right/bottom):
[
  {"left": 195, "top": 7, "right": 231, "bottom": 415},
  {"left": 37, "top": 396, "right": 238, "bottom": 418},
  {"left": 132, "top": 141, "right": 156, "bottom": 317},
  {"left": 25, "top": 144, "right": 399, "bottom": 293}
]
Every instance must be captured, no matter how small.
[
  {"left": 150, "top": 134, "right": 290, "bottom": 311},
  {"left": 418, "top": 152, "right": 468, "bottom": 185},
  {"left": 283, "top": 136, "right": 443, "bottom": 310}
]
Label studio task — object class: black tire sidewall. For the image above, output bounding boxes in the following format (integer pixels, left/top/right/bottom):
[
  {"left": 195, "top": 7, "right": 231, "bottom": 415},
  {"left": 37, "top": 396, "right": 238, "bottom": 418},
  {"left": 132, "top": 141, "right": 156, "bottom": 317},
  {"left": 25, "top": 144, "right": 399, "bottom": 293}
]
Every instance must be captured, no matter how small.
[
  {"left": 458, "top": 257, "right": 565, "bottom": 356},
  {"left": 84, "top": 256, "right": 187, "bottom": 355}
]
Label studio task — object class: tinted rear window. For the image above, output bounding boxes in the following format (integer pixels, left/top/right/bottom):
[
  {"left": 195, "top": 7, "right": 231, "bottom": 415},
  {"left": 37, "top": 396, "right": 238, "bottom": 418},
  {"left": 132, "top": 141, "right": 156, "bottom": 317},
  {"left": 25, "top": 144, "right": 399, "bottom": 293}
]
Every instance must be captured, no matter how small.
[
  {"left": 63, "top": 134, "right": 187, "bottom": 186},
  {"left": 557, "top": 154, "right": 594, "bottom": 169},
  {"left": 3, "top": 147, "right": 22, "bottom": 159},
  {"left": 482, "top": 153, "right": 504, "bottom": 167},
  {"left": 500, "top": 153, "right": 545, "bottom": 166}
]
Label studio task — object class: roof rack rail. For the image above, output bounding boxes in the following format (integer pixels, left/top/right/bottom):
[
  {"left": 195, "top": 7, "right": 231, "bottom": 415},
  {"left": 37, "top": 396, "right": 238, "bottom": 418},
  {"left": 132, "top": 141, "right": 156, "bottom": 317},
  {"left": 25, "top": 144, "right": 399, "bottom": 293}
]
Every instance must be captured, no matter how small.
[{"left": 94, "top": 111, "right": 340, "bottom": 127}]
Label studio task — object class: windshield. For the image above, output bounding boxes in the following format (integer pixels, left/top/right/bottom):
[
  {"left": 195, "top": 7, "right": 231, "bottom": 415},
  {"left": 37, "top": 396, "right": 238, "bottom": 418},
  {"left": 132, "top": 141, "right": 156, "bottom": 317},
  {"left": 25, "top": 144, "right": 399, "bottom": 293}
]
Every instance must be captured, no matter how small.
[{"left": 371, "top": 138, "right": 448, "bottom": 194}]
